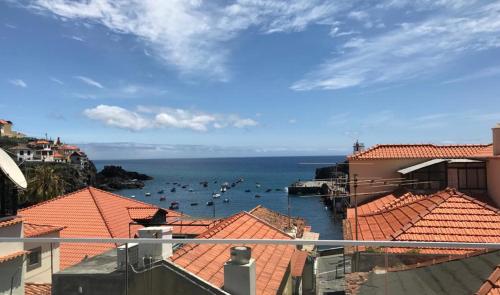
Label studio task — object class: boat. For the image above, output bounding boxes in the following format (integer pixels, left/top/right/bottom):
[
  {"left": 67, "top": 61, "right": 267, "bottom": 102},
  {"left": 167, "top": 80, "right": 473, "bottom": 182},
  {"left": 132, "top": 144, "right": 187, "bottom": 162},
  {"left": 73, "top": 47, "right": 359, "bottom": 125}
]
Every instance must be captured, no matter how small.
[
  {"left": 158, "top": 189, "right": 165, "bottom": 194},
  {"left": 206, "top": 201, "right": 214, "bottom": 206},
  {"left": 212, "top": 193, "right": 221, "bottom": 198},
  {"left": 255, "top": 194, "right": 262, "bottom": 198},
  {"left": 182, "top": 185, "right": 187, "bottom": 189},
  {"left": 265, "top": 189, "right": 272, "bottom": 193},
  {"left": 159, "top": 196, "right": 166, "bottom": 201},
  {"left": 231, "top": 183, "right": 236, "bottom": 188},
  {"left": 255, "top": 183, "right": 261, "bottom": 188},
  {"left": 170, "top": 188, "right": 176, "bottom": 193},
  {"left": 188, "top": 188, "right": 194, "bottom": 192},
  {"left": 130, "top": 195, "right": 136, "bottom": 198},
  {"left": 190, "top": 202, "right": 198, "bottom": 206},
  {"left": 220, "top": 187, "right": 227, "bottom": 193},
  {"left": 275, "top": 188, "right": 281, "bottom": 191},
  {"left": 169, "top": 201, "right": 179, "bottom": 210},
  {"left": 223, "top": 198, "right": 230, "bottom": 203},
  {"left": 145, "top": 192, "right": 151, "bottom": 197},
  {"left": 245, "top": 189, "right": 251, "bottom": 193}
]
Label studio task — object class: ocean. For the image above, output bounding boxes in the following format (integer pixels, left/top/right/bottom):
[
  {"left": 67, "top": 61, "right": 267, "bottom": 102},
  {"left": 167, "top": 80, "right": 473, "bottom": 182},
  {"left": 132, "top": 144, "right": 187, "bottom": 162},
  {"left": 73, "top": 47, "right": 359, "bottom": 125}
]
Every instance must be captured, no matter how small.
[{"left": 94, "top": 156, "right": 345, "bottom": 240}]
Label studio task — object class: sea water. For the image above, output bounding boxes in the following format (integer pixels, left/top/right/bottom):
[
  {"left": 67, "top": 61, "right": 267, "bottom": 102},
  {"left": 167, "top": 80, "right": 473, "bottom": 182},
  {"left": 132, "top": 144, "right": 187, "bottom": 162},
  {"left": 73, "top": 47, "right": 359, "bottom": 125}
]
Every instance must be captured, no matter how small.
[{"left": 94, "top": 156, "right": 345, "bottom": 240}]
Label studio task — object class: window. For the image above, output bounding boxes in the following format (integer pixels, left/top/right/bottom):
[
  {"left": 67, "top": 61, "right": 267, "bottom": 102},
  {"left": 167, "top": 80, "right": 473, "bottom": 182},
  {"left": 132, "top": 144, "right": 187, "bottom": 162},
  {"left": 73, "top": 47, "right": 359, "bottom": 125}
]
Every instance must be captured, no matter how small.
[
  {"left": 27, "top": 150, "right": 31, "bottom": 155},
  {"left": 27, "top": 247, "right": 42, "bottom": 270},
  {"left": 20, "top": 150, "right": 24, "bottom": 155}
]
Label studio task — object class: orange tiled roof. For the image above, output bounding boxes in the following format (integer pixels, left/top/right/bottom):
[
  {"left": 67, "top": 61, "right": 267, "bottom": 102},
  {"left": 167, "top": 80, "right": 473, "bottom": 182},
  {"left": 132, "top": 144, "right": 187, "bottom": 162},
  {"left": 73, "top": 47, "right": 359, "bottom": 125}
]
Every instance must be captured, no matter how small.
[
  {"left": 171, "top": 211, "right": 295, "bottom": 295},
  {"left": 348, "top": 144, "right": 492, "bottom": 160},
  {"left": 24, "top": 223, "right": 64, "bottom": 237},
  {"left": 347, "top": 190, "right": 426, "bottom": 218},
  {"left": 290, "top": 250, "right": 308, "bottom": 277},
  {"left": 346, "top": 189, "right": 500, "bottom": 254},
  {"left": 0, "top": 250, "right": 28, "bottom": 264},
  {"left": 127, "top": 207, "right": 161, "bottom": 220},
  {"left": 476, "top": 265, "right": 500, "bottom": 295},
  {"left": 0, "top": 217, "right": 23, "bottom": 228},
  {"left": 25, "top": 283, "right": 51, "bottom": 295},
  {"left": 19, "top": 187, "right": 178, "bottom": 269},
  {"left": 0, "top": 119, "right": 11, "bottom": 125},
  {"left": 249, "top": 205, "right": 306, "bottom": 238}
]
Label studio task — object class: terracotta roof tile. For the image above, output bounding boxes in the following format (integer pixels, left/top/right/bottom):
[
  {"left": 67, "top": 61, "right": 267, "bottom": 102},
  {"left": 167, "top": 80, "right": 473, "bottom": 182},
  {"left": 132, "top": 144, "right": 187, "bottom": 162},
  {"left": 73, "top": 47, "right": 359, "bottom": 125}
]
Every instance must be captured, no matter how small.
[
  {"left": 25, "top": 283, "right": 51, "bottom": 295},
  {"left": 127, "top": 207, "right": 161, "bottom": 220},
  {"left": 171, "top": 212, "right": 295, "bottom": 295},
  {"left": 24, "top": 223, "right": 64, "bottom": 237},
  {"left": 0, "top": 217, "right": 23, "bottom": 228},
  {"left": 476, "top": 265, "right": 500, "bottom": 295},
  {"left": 19, "top": 187, "right": 179, "bottom": 269},
  {"left": 348, "top": 144, "right": 491, "bottom": 160},
  {"left": 290, "top": 250, "right": 308, "bottom": 277},
  {"left": 0, "top": 250, "right": 28, "bottom": 264},
  {"left": 346, "top": 189, "right": 500, "bottom": 255},
  {"left": 249, "top": 205, "right": 306, "bottom": 237}
]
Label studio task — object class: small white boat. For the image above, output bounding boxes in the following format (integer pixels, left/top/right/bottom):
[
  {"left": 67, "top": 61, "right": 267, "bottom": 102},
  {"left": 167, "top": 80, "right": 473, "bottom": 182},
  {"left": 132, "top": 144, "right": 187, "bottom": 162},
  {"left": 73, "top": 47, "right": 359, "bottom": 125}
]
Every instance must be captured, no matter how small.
[
  {"left": 145, "top": 192, "right": 151, "bottom": 197},
  {"left": 130, "top": 195, "right": 136, "bottom": 198},
  {"left": 212, "top": 193, "right": 221, "bottom": 198},
  {"left": 220, "top": 187, "right": 227, "bottom": 193},
  {"left": 255, "top": 183, "right": 261, "bottom": 188}
]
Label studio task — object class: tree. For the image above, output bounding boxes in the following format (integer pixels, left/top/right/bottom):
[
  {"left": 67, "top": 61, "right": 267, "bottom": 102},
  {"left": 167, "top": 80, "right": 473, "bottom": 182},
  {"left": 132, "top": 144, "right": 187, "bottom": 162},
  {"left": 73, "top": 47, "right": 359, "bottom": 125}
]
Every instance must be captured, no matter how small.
[{"left": 24, "top": 165, "right": 66, "bottom": 202}]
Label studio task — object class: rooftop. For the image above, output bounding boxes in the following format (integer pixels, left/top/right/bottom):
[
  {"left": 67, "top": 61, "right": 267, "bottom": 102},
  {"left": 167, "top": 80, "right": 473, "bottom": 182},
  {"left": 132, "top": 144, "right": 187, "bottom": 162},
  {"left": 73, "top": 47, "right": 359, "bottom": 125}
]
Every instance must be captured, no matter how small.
[
  {"left": 25, "top": 283, "right": 51, "bottom": 295},
  {"left": 19, "top": 187, "right": 180, "bottom": 269},
  {"left": 24, "top": 223, "right": 65, "bottom": 237},
  {"left": 345, "top": 189, "right": 500, "bottom": 254},
  {"left": 348, "top": 144, "right": 492, "bottom": 160},
  {"left": 249, "top": 205, "right": 306, "bottom": 237},
  {"left": 171, "top": 211, "right": 296, "bottom": 295}
]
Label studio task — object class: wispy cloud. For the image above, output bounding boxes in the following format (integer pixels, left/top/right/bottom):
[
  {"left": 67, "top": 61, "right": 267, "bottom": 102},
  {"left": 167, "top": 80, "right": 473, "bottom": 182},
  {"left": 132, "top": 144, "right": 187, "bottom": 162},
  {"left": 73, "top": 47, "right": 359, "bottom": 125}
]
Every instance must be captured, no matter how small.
[
  {"left": 8, "top": 79, "right": 27, "bottom": 88},
  {"left": 25, "top": 0, "right": 347, "bottom": 80},
  {"left": 74, "top": 75, "right": 104, "bottom": 88},
  {"left": 443, "top": 66, "right": 500, "bottom": 84},
  {"left": 49, "top": 77, "right": 64, "bottom": 85},
  {"left": 292, "top": 1, "right": 500, "bottom": 91},
  {"left": 84, "top": 105, "right": 258, "bottom": 132}
]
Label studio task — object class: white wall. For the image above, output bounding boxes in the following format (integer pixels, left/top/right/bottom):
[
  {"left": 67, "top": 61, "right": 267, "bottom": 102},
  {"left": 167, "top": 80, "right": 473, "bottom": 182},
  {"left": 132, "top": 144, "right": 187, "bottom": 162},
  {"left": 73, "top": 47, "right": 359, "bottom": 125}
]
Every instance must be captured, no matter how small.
[
  {"left": 0, "top": 222, "right": 23, "bottom": 256},
  {"left": 24, "top": 232, "right": 60, "bottom": 284}
]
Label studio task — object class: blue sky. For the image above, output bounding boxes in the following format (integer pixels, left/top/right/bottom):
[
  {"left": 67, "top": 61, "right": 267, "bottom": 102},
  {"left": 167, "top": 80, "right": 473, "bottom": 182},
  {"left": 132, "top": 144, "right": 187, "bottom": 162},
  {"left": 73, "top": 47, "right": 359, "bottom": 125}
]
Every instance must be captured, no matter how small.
[{"left": 1, "top": 0, "right": 500, "bottom": 159}]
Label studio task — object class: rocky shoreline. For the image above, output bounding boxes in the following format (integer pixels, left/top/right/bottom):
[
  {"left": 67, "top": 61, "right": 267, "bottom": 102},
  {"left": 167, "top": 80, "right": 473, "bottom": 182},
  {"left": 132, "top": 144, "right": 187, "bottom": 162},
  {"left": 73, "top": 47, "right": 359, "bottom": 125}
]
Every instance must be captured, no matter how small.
[{"left": 96, "top": 165, "right": 153, "bottom": 191}]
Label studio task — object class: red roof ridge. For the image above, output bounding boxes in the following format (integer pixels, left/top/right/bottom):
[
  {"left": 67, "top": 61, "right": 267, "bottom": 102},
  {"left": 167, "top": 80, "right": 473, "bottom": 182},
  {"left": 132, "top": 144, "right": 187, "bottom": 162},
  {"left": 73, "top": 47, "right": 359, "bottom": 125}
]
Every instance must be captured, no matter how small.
[
  {"left": 244, "top": 211, "right": 295, "bottom": 239},
  {"left": 88, "top": 187, "right": 117, "bottom": 239},
  {"left": 348, "top": 143, "right": 492, "bottom": 160},
  {"left": 248, "top": 204, "right": 263, "bottom": 214},
  {"left": 88, "top": 187, "right": 160, "bottom": 209}
]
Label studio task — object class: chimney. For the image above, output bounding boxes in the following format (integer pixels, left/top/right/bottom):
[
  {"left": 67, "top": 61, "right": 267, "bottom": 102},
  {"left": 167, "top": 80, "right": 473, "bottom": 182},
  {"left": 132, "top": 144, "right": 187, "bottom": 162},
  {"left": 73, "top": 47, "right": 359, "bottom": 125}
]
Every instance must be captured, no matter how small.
[
  {"left": 137, "top": 226, "right": 173, "bottom": 268},
  {"left": 224, "top": 246, "right": 256, "bottom": 295},
  {"left": 493, "top": 124, "right": 500, "bottom": 156}
]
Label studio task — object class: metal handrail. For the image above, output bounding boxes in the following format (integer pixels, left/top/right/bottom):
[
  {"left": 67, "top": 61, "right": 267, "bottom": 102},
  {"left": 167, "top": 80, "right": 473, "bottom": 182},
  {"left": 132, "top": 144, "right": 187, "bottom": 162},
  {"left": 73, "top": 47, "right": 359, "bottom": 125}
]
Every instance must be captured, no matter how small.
[{"left": 1, "top": 237, "right": 500, "bottom": 249}]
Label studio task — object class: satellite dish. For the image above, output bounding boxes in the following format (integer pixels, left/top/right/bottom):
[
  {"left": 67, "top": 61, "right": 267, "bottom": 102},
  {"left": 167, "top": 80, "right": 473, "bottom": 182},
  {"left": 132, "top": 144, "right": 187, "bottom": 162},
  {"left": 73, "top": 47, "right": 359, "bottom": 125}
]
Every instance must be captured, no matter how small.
[{"left": 0, "top": 148, "right": 27, "bottom": 189}]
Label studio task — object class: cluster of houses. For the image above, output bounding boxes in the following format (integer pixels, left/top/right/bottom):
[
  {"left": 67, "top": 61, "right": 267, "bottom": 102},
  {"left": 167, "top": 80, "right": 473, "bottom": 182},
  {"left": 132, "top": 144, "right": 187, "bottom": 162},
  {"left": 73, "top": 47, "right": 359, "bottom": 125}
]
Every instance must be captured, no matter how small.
[
  {"left": 10, "top": 138, "right": 89, "bottom": 169},
  {"left": 0, "top": 122, "right": 499, "bottom": 295}
]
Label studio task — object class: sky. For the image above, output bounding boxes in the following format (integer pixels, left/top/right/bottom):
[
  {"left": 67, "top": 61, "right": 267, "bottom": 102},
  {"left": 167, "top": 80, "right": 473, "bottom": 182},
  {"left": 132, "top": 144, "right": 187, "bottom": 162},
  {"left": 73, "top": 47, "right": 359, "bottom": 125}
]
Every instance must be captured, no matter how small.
[{"left": 1, "top": 0, "right": 500, "bottom": 159}]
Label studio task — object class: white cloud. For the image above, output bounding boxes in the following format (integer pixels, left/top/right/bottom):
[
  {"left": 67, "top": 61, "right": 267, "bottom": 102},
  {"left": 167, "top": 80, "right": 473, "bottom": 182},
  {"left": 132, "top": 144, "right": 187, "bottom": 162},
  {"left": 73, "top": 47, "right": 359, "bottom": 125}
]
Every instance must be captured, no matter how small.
[
  {"left": 75, "top": 75, "right": 104, "bottom": 88},
  {"left": 84, "top": 104, "right": 258, "bottom": 131},
  {"left": 292, "top": 1, "right": 500, "bottom": 91},
  {"left": 288, "top": 119, "right": 297, "bottom": 124},
  {"left": 83, "top": 105, "right": 151, "bottom": 131},
  {"left": 26, "top": 0, "right": 346, "bottom": 80},
  {"left": 8, "top": 79, "right": 27, "bottom": 88}
]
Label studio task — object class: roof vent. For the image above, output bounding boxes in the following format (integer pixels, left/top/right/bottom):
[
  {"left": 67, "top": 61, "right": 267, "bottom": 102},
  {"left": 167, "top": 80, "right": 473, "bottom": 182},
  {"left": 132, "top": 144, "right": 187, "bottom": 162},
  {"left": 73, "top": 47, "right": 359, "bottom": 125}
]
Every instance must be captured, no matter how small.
[
  {"left": 224, "top": 247, "right": 256, "bottom": 295},
  {"left": 230, "top": 246, "right": 251, "bottom": 265}
]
